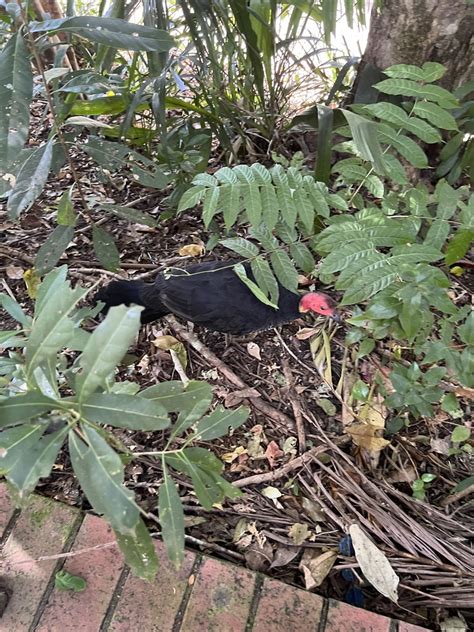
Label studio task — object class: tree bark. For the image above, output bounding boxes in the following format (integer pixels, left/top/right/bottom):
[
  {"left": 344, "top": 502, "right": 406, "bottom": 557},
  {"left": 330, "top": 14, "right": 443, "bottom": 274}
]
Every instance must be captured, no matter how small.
[{"left": 355, "top": 0, "right": 473, "bottom": 94}]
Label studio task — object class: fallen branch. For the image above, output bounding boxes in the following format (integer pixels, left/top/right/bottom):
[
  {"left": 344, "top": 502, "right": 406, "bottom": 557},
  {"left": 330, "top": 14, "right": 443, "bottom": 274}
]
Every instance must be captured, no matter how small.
[
  {"left": 165, "top": 315, "right": 295, "bottom": 430},
  {"left": 282, "top": 358, "right": 306, "bottom": 453}
]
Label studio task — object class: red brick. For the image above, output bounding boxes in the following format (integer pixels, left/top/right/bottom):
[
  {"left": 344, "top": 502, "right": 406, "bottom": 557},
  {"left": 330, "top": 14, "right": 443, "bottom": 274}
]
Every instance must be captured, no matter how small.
[
  {"left": 36, "top": 514, "right": 124, "bottom": 632},
  {"left": 109, "top": 541, "right": 196, "bottom": 631},
  {"left": 0, "top": 482, "right": 15, "bottom": 536},
  {"left": 181, "top": 556, "right": 255, "bottom": 632},
  {"left": 0, "top": 494, "right": 79, "bottom": 630},
  {"left": 325, "top": 599, "right": 392, "bottom": 632},
  {"left": 399, "top": 622, "right": 431, "bottom": 631},
  {"left": 253, "top": 578, "right": 324, "bottom": 632}
]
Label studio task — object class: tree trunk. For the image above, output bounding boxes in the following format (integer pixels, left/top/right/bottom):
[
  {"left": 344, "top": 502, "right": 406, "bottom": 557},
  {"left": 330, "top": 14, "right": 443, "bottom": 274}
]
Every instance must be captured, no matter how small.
[{"left": 354, "top": 0, "right": 473, "bottom": 98}]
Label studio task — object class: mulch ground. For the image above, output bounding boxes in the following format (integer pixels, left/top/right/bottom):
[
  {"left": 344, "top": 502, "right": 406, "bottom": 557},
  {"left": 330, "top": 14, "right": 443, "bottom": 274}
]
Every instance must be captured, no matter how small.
[{"left": 0, "top": 100, "right": 473, "bottom": 632}]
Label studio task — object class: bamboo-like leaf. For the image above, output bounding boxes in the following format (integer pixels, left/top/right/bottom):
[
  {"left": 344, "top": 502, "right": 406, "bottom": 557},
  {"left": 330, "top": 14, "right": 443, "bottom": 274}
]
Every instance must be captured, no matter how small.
[
  {"left": 193, "top": 405, "right": 249, "bottom": 441},
  {"left": 35, "top": 266, "right": 68, "bottom": 315},
  {"left": 159, "top": 465, "right": 184, "bottom": 568},
  {"left": 0, "top": 425, "right": 45, "bottom": 473},
  {"left": 342, "top": 110, "right": 386, "bottom": 174},
  {"left": 69, "top": 426, "right": 140, "bottom": 535},
  {"left": 314, "top": 105, "right": 334, "bottom": 184},
  {"left": 0, "top": 33, "right": 33, "bottom": 168},
  {"left": 270, "top": 250, "right": 298, "bottom": 292},
  {"left": 75, "top": 305, "right": 142, "bottom": 401},
  {"left": 81, "top": 393, "right": 169, "bottom": 430},
  {"left": 7, "top": 141, "right": 53, "bottom": 218},
  {"left": 0, "top": 392, "right": 59, "bottom": 428},
  {"left": 221, "top": 237, "right": 259, "bottom": 259},
  {"left": 114, "top": 518, "right": 158, "bottom": 581},
  {"left": 98, "top": 204, "right": 157, "bottom": 227},
  {"left": 92, "top": 225, "right": 120, "bottom": 272},
  {"left": 30, "top": 17, "right": 174, "bottom": 52},
  {"left": 250, "top": 257, "right": 280, "bottom": 305},
  {"left": 35, "top": 225, "right": 74, "bottom": 275}
]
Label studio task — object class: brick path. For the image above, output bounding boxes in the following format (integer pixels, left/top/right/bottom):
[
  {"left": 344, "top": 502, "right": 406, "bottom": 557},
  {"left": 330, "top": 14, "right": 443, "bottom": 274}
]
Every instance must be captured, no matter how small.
[{"left": 0, "top": 484, "right": 430, "bottom": 632}]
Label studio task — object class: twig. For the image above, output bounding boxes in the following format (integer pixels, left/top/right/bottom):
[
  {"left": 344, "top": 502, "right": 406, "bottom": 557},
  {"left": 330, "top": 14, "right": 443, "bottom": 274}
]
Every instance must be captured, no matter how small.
[
  {"left": 282, "top": 358, "right": 306, "bottom": 453},
  {"left": 165, "top": 315, "right": 295, "bottom": 430},
  {"left": 170, "top": 349, "right": 189, "bottom": 386},
  {"left": 233, "top": 444, "right": 331, "bottom": 487}
]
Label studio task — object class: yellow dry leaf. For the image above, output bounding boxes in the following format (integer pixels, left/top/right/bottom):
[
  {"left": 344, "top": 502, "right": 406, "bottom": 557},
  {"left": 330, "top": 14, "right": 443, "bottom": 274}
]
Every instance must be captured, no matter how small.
[
  {"left": 221, "top": 445, "right": 247, "bottom": 463},
  {"left": 299, "top": 549, "right": 337, "bottom": 589},
  {"left": 178, "top": 244, "right": 205, "bottom": 257},
  {"left": 23, "top": 268, "right": 41, "bottom": 299},
  {"left": 288, "top": 523, "right": 310, "bottom": 545},
  {"left": 152, "top": 335, "right": 180, "bottom": 350},
  {"left": 346, "top": 422, "right": 390, "bottom": 451}
]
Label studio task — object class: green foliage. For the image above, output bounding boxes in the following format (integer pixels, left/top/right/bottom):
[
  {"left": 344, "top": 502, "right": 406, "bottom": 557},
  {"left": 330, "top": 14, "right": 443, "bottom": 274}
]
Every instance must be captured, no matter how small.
[
  {"left": 0, "top": 268, "right": 249, "bottom": 575},
  {"left": 55, "top": 570, "right": 87, "bottom": 592}
]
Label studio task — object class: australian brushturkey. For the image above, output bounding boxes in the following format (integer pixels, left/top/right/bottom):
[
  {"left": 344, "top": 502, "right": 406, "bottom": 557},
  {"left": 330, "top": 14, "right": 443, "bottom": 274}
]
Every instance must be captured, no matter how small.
[{"left": 95, "top": 260, "right": 339, "bottom": 335}]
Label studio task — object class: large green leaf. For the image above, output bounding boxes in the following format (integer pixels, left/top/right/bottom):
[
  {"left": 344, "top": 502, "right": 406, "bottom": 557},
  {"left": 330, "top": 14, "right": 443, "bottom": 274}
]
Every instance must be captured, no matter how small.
[
  {"left": 220, "top": 237, "right": 259, "bottom": 259},
  {"left": 364, "top": 103, "right": 441, "bottom": 143},
  {"left": 75, "top": 305, "right": 142, "bottom": 401},
  {"left": 81, "top": 393, "right": 170, "bottom": 430},
  {"left": 0, "top": 33, "right": 32, "bottom": 168},
  {"left": 0, "top": 425, "right": 45, "bottom": 473},
  {"left": 270, "top": 250, "right": 298, "bottom": 292},
  {"left": 25, "top": 281, "right": 88, "bottom": 377},
  {"left": 140, "top": 380, "right": 213, "bottom": 414},
  {"left": 445, "top": 229, "right": 474, "bottom": 266},
  {"left": 69, "top": 426, "right": 140, "bottom": 535},
  {"left": 384, "top": 62, "right": 446, "bottom": 83},
  {"left": 412, "top": 102, "right": 458, "bottom": 131},
  {"left": 234, "top": 263, "right": 279, "bottom": 309},
  {"left": 341, "top": 109, "right": 386, "bottom": 174},
  {"left": 35, "top": 226, "right": 75, "bottom": 275},
  {"left": 375, "top": 79, "right": 458, "bottom": 107},
  {"left": 425, "top": 219, "right": 450, "bottom": 250},
  {"left": 0, "top": 293, "right": 31, "bottom": 327},
  {"left": 30, "top": 17, "right": 174, "bottom": 52},
  {"left": 92, "top": 225, "right": 120, "bottom": 272},
  {"left": 377, "top": 123, "right": 429, "bottom": 168},
  {"left": 7, "top": 141, "right": 53, "bottom": 218},
  {"left": 159, "top": 465, "right": 184, "bottom": 569},
  {"left": 0, "top": 392, "right": 59, "bottom": 428},
  {"left": 250, "top": 256, "right": 280, "bottom": 305},
  {"left": 6, "top": 425, "right": 68, "bottom": 499},
  {"left": 114, "top": 518, "right": 158, "bottom": 581},
  {"left": 193, "top": 405, "right": 249, "bottom": 441},
  {"left": 35, "top": 266, "right": 68, "bottom": 315}
]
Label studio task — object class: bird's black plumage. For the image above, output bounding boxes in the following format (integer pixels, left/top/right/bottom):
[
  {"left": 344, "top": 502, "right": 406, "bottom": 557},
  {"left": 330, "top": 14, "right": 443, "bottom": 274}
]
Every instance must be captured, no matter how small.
[{"left": 95, "top": 260, "right": 302, "bottom": 335}]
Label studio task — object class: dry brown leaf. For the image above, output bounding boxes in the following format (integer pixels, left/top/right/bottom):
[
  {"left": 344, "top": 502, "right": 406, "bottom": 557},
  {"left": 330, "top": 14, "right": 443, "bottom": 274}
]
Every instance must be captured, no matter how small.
[
  {"left": 301, "top": 497, "right": 325, "bottom": 523},
  {"left": 270, "top": 545, "right": 300, "bottom": 569},
  {"left": 265, "top": 440, "right": 284, "bottom": 468},
  {"left": 346, "top": 423, "right": 390, "bottom": 452},
  {"left": 349, "top": 523, "right": 399, "bottom": 603},
  {"left": 244, "top": 541, "right": 273, "bottom": 571},
  {"left": 246, "top": 342, "right": 261, "bottom": 360},
  {"left": 296, "top": 327, "right": 318, "bottom": 340},
  {"left": 152, "top": 335, "right": 180, "bottom": 350},
  {"left": 178, "top": 243, "right": 205, "bottom": 257},
  {"left": 221, "top": 445, "right": 247, "bottom": 463},
  {"left": 299, "top": 549, "right": 337, "bottom": 589},
  {"left": 6, "top": 265, "right": 23, "bottom": 279},
  {"left": 224, "top": 387, "right": 260, "bottom": 407},
  {"left": 288, "top": 523, "right": 310, "bottom": 545}
]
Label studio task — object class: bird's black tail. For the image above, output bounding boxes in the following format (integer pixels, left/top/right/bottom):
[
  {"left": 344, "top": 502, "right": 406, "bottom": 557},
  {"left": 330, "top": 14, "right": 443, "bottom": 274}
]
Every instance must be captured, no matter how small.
[{"left": 94, "top": 280, "right": 168, "bottom": 324}]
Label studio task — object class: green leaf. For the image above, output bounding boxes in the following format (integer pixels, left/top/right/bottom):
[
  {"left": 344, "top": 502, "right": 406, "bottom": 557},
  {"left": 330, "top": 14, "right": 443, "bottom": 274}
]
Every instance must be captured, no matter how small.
[
  {"left": 220, "top": 238, "right": 259, "bottom": 259},
  {"left": 222, "top": 184, "right": 241, "bottom": 230},
  {"left": 140, "top": 380, "right": 213, "bottom": 414},
  {"left": 270, "top": 250, "right": 298, "bottom": 293},
  {"left": 193, "top": 405, "right": 249, "bottom": 441},
  {"left": 7, "top": 425, "right": 68, "bottom": 499},
  {"left": 365, "top": 103, "right": 442, "bottom": 143},
  {"left": 452, "top": 476, "right": 474, "bottom": 494},
  {"left": 202, "top": 186, "right": 220, "bottom": 228},
  {"left": 384, "top": 63, "right": 446, "bottom": 82},
  {"left": 250, "top": 163, "right": 272, "bottom": 184},
  {"left": 425, "top": 219, "right": 450, "bottom": 250},
  {"left": 365, "top": 175, "right": 384, "bottom": 198},
  {"left": 159, "top": 465, "right": 184, "bottom": 569},
  {"left": 377, "top": 123, "right": 428, "bottom": 167},
  {"left": 57, "top": 188, "right": 77, "bottom": 226},
  {"left": 26, "top": 281, "right": 88, "bottom": 376},
  {"left": 0, "top": 425, "right": 45, "bottom": 473},
  {"left": 76, "top": 305, "right": 142, "bottom": 401},
  {"left": 341, "top": 109, "right": 386, "bottom": 174},
  {"left": 272, "top": 166, "right": 296, "bottom": 228},
  {"left": 69, "top": 425, "right": 140, "bottom": 535},
  {"left": 445, "top": 229, "right": 474, "bottom": 265},
  {"left": 233, "top": 263, "right": 279, "bottom": 309},
  {"left": 250, "top": 257, "right": 280, "bottom": 305},
  {"left": 35, "top": 225, "right": 75, "bottom": 275},
  {"left": 375, "top": 79, "right": 458, "bottom": 107},
  {"left": 314, "top": 105, "right": 334, "bottom": 184},
  {"left": 177, "top": 185, "right": 207, "bottom": 213},
  {"left": 290, "top": 242, "right": 315, "bottom": 274},
  {"left": 30, "top": 17, "right": 174, "bottom": 52},
  {"left": 7, "top": 141, "right": 53, "bottom": 218},
  {"left": 98, "top": 204, "right": 157, "bottom": 227},
  {"left": 458, "top": 313, "right": 473, "bottom": 346},
  {"left": 243, "top": 182, "right": 262, "bottom": 226},
  {"left": 352, "top": 380, "right": 369, "bottom": 401},
  {"left": 260, "top": 184, "right": 279, "bottom": 229},
  {"left": 0, "top": 33, "right": 32, "bottom": 168},
  {"left": 0, "top": 293, "right": 31, "bottom": 327},
  {"left": 435, "top": 180, "right": 462, "bottom": 219},
  {"left": 81, "top": 393, "right": 169, "bottom": 430},
  {"left": 55, "top": 570, "right": 87, "bottom": 592},
  {"left": 92, "top": 225, "right": 120, "bottom": 272},
  {"left": 412, "top": 102, "right": 458, "bottom": 131},
  {"left": 114, "top": 518, "right": 158, "bottom": 581},
  {"left": 451, "top": 425, "right": 470, "bottom": 444}
]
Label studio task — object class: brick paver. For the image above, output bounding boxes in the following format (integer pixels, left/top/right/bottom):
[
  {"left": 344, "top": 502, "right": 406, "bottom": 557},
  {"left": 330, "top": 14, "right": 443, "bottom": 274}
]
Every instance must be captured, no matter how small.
[
  {"left": 36, "top": 514, "right": 124, "bottom": 632},
  {"left": 253, "top": 577, "right": 324, "bottom": 631},
  {"left": 109, "top": 542, "right": 196, "bottom": 632},
  {"left": 0, "top": 483, "right": 432, "bottom": 632},
  {"left": 181, "top": 557, "right": 256, "bottom": 631},
  {"left": 0, "top": 494, "right": 79, "bottom": 630}
]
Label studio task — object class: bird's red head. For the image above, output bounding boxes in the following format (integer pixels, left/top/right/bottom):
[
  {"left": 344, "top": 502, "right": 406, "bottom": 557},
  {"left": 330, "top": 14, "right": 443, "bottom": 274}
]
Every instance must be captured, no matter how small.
[{"left": 298, "top": 292, "right": 339, "bottom": 320}]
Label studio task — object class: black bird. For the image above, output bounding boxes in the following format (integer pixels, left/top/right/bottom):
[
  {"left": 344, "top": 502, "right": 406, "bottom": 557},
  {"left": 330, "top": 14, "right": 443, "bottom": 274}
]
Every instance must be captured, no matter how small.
[{"left": 95, "top": 260, "right": 339, "bottom": 335}]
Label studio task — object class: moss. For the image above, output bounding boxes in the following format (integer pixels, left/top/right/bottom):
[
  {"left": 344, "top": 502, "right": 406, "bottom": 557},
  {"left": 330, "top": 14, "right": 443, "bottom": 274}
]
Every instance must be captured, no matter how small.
[{"left": 29, "top": 498, "right": 55, "bottom": 528}]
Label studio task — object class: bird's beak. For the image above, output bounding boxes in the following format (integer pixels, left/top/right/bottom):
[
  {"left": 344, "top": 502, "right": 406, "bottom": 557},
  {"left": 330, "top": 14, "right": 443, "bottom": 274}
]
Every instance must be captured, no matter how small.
[{"left": 331, "top": 311, "right": 342, "bottom": 324}]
